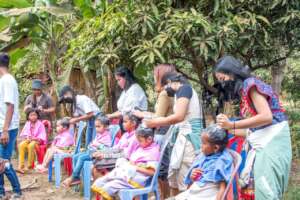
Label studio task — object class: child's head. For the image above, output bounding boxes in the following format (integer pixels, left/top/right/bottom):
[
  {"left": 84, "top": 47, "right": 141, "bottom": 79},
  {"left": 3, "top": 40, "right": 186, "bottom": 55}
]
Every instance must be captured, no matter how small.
[
  {"left": 135, "top": 125, "right": 155, "bottom": 148},
  {"left": 201, "top": 125, "right": 228, "bottom": 156},
  {"left": 122, "top": 112, "right": 141, "bottom": 132},
  {"left": 26, "top": 108, "right": 40, "bottom": 122},
  {"left": 95, "top": 116, "right": 110, "bottom": 134},
  {"left": 56, "top": 117, "right": 70, "bottom": 133}
]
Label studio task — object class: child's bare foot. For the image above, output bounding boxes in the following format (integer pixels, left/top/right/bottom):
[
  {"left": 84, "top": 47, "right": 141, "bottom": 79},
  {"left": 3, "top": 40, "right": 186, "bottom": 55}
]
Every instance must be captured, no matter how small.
[
  {"left": 62, "top": 177, "right": 81, "bottom": 188},
  {"left": 35, "top": 165, "right": 48, "bottom": 173}
]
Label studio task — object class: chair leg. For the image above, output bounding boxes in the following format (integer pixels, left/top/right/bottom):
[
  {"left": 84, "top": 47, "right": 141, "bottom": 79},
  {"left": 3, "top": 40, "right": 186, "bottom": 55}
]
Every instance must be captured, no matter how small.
[
  {"left": 154, "top": 189, "right": 160, "bottom": 200},
  {"left": 83, "top": 161, "right": 92, "bottom": 200},
  {"left": 141, "top": 194, "right": 148, "bottom": 200},
  {"left": 54, "top": 155, "right": 62, "bottom": 188},
  {"left": 48, "top": 159, "right": 53, "bottom": 182}
]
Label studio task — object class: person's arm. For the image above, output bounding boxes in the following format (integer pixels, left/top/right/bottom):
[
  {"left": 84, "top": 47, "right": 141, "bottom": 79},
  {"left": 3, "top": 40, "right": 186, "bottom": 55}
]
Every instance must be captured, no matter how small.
[
  {"left": 107, "top": 111, "right": 122, "bottom": 119},
  {"left": 69, "top": 112, "right": 94, "bottom": 124},
  {"left": 23, "top": 96, "right": 32, "bottom": 113},
  {"left": 217, "top": 87, "right": 273, "bottom": 130},
  {"left": 1, "top": 103, "right": 14, "bottom": 144},
  {"left": 144, "top": 98, "right": 189, "bottom": 128},
  {"left": 216, "top": 181, "right": 226, "bottom": 200},
  {"left": 41, "top": 106, "right": 55, "bottom": 114}
]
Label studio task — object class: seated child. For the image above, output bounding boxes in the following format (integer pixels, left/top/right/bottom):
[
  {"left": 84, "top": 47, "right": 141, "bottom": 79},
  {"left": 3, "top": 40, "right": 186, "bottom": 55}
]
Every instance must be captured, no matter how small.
[
  {"left": 169, "top": 125, "right": 233, "bottom": 200},
  {"left": 91, "top": 112, "right": 140, "bottom": 177},
  {"left": 91, "top": 125, "right": 160, "bottom": 200},
  {"left": 36, "top": 117, "right": 74, "bottom": 172},
  {"left": 62, "top": 116, "right": 112, "bottom": 187},
  {"left": 17, "top": 108, "right": 47, "bottom": 173}
]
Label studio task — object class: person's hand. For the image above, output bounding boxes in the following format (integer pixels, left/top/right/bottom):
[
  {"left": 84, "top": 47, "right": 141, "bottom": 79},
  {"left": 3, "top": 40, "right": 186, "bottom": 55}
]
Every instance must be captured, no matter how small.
[
  {"left": 24, "top": 104, "right": 32, "bottom": 111},
  {"left": 132, "top": 110, "right": 144, "bottom": 118},
  {"left": 216, "top": 114, "right": 233, "bottom": 130},
  {"left": 0, "top": 130, "right": 9, "bottom": 145},
  {"left": 92, "top": 152, "right": 103, "bottom": 159},
  {"left": 191, "top": 168, "right": 202, "bottom": 181},
  {"left": 143, "top": 118, "right": 159, "bottom": 128},
  {"left": 106, "top": 114, "right": 113, "bottom": 119},
  {"left": 38, "top": 106, "right": 44, "bottom": 113}
]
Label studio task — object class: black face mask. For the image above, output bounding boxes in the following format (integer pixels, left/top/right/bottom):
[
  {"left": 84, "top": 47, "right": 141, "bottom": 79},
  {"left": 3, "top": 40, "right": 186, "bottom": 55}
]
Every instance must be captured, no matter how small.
[
  {"left": 165, "top": 86, "right": 176, "bottom": 97},
  {"left": 220, "top": 80, "right": 236, "bottom": 91},
  {"left": 63, "top": 97, "right": 74, "bottom": 104}
]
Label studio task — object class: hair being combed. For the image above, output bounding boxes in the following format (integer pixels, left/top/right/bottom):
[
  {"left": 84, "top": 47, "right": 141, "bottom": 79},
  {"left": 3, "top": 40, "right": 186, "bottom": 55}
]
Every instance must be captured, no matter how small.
[
  {"left": 203, "top": 124, "right": 228, "bottom": 152},
  {"left": 26, "top": 108, "right": 40, "bottom": 120},
  {"left": 136, "top": 125, "right": 155, "bottom": 139},
  {"left": 123, "top": 111, "right": 142, "bottom": 127},
  {"left": 58, "top": 117, "right": 71, "bottom": 129},
  {"left": 96, "top": 115, "right": 110, "bottom": 127}
]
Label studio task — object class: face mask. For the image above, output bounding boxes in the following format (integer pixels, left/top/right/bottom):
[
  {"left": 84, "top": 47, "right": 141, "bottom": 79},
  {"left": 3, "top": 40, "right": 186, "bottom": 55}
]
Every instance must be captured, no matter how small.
[
  {"left": 165, "top": 86, "right": 176, "bottom": 97},
  {"left": 219, "top": 80, "right": 235, "bottom": 90},
  {"left": 63, "top": 97, "right": 74, "bottom": 104}
]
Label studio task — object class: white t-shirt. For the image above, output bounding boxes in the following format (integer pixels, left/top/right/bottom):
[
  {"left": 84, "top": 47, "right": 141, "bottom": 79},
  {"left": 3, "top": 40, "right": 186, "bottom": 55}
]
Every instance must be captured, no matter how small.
[
  {"left": 117, "top": 83, "right": 148, "bottom": 114},
  {"left": 0, "top": 74, "right": 19, "bottom": 131},
  {"left": 74, "top": 95, "right": 101, "bottom": 117}
]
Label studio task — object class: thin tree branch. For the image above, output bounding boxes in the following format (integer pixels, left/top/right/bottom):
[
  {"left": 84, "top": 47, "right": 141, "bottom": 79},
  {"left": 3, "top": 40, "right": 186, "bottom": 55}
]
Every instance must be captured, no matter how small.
[
  {"left": 175, "top": 66, "right": 200, "bottom": 83},
  {"left": 252, "top": 49, "right": 294, "bottom": 70}
]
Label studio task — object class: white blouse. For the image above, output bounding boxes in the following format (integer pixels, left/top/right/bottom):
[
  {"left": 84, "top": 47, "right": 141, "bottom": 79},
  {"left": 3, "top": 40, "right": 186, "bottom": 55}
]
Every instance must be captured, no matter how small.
[{"left": 117, "top": 83, "right": 148, "bottom": 114}]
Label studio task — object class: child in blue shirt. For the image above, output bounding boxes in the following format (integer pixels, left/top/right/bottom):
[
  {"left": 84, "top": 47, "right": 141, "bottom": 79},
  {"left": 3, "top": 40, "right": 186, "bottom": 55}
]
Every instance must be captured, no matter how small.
[{"left": 170, "top": 125, "right": 233, "bottom": 200}]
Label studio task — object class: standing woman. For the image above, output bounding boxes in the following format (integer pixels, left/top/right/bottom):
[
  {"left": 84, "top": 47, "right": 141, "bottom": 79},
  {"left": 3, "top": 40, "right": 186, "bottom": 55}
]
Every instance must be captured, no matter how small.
[
  {"left": 215, "top": 55, "right": 292, "bottom": 200},
  {"left": 58, "top": 86, "right": 102, "bottom": 146},
  {"left": 133, "top": 64, "right": 176, "bottom": 199},
  {"left": 106, "top": 66, "right": 147, "bottom": 124},
  {"left": 145, "top": 72, "right": 203, "bottom": 196}
]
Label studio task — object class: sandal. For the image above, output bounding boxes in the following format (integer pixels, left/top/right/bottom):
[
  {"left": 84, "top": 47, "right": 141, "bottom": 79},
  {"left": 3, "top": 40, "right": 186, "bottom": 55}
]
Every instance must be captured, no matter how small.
[{"left": 15, "top": 169, "right": 25, "bottom": 174}]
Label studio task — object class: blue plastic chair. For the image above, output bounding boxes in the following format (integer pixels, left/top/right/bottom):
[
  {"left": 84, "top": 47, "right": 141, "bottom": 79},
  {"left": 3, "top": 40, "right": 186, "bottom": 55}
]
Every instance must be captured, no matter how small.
[
  {"left": 48, "top": 121, "right": 86, "bottom": 187},
  {"left": 117, "top": 125, "right": 175, "bottom": 200},
  {"left": 82, "top": 124, "right": 120, "bottom": 200},
  {"left": 221, "top": 149, "right": 242, "bottom": 200}
]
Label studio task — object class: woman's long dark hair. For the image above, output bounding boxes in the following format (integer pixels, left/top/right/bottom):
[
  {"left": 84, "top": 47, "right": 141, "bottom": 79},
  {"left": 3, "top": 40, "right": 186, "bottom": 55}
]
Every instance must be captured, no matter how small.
[
  {"left": 161, "top": 72, "right": 189, "bottom": 85},
  {"left": 214, "top": 55, "right": 252, "bottom": 98},
  {"left": 114, "top": 66, "right": 136, "bottom": 90},
  {"left": 59, "top": 85, "right": 77, "bottom": 116}
]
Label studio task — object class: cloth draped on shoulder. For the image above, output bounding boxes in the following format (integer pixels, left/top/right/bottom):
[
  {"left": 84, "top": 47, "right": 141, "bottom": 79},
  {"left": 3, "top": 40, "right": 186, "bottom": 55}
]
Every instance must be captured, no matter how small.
[{"left": 20, "top": 120, "right": 47, "bottom": 144}]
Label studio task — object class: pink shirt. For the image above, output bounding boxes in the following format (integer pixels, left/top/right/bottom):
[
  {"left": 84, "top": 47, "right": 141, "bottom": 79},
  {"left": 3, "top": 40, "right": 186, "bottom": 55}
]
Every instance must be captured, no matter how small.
[
  {"left": 20, "top": 120, "right": 47, "bottom": 145},
  {"left": 129, "top": 142, "right": 160, "bottom": 165},
  {"left": 114, "top": 131, "right": 136, "bottom": 150},
  {"left": 52, "top": 130, "right": 74, "bottom": 148},
  {"left": 89, "top": 129, "right": 112, "bottom": 149}
]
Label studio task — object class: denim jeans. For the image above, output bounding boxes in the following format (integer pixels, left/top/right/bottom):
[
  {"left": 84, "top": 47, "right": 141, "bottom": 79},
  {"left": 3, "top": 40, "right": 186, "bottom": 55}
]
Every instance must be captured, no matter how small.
[
  {"left": 72, "top": 151, "right": 93, "bottom": 180},
  {"left": 85, "top": 112, "right": 102, "bottom": 148},
  {"left": 0, "top": 129, "right": 22, "bottom": 195}
]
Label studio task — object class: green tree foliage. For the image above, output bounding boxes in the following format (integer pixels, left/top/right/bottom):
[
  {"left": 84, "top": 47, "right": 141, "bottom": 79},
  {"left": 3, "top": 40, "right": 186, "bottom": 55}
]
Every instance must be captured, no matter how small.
[{"left": 64, "top": 0, "right": 300, "bottom": 94}]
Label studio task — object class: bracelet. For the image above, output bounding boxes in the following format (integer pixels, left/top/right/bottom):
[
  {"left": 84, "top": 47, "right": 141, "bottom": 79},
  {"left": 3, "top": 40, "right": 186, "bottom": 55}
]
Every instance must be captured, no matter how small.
[{"left": 233, "top": 121, "right": 236, "bottom": 135}]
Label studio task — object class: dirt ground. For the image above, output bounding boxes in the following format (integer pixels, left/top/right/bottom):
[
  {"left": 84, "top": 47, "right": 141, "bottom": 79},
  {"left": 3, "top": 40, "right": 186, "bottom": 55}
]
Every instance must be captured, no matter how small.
[
  {"left": 2, "top": 159, "right": 300, "bottom": 200},
  {"left": 4, "top": 159, "right": 83, "bottom": 200}
]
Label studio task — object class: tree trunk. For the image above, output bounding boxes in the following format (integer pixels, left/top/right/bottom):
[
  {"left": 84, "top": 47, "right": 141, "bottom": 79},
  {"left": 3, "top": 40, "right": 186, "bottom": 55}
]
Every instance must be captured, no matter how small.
[{"left": 271, "top": 58, "right": 286, "bottom": 95}]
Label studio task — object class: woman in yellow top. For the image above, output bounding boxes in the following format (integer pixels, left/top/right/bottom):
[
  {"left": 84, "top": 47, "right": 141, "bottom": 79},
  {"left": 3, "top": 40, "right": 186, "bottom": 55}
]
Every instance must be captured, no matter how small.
[{"left": 133, "top": 63, "right": 176, "bottom": 199}]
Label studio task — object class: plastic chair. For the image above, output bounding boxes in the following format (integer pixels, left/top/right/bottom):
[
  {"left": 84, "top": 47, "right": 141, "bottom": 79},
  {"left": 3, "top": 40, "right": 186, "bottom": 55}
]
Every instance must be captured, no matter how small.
[
  {"left": 82, "top": 124, "right": 121, "bottom": 200},
  {"left": 221, "top": 149, "right": 242, "bottom": 200},
  {"left": 117, "top": 125, "right": 176, "bottom": 200},
  {"left": 48, "top": 121, "right": 86, "bottom": 187}
]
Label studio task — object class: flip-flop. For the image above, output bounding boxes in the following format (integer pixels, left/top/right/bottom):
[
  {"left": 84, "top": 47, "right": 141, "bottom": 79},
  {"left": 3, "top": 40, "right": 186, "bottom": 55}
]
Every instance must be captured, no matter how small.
[
  {"left": 69, "top": 180, "right": 81, "bottom": 186},
  {"left": 16, "top": 169, "right": 25, "bottom": 174}
]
